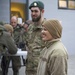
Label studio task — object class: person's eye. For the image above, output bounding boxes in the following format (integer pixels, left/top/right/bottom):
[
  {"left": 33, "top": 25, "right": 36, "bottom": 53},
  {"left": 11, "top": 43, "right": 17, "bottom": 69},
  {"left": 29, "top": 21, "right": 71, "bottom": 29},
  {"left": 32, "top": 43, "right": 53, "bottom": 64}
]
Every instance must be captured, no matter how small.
[
  {"left": 34, "top": 10, "right": 38, "bottom": 12},
  {"left": 44, "top": 28, "right": 47, "bottom": 31},
  {"left": 31, "top": 10, "right": 33, "bottom": 12}
]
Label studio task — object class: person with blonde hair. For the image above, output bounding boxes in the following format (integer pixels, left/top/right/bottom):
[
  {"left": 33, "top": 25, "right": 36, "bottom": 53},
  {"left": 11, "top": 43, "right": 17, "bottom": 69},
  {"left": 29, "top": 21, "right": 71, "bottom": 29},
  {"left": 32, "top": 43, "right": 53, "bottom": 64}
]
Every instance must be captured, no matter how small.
[
  {"left": 0, "top": 24, "right": 17, "bottom": 75},
  {"left": 1, "top": 24, "right": 15, "bottom": 75},
  {"left": 4, "top": 24, "right": 13, "bottom": 35}
]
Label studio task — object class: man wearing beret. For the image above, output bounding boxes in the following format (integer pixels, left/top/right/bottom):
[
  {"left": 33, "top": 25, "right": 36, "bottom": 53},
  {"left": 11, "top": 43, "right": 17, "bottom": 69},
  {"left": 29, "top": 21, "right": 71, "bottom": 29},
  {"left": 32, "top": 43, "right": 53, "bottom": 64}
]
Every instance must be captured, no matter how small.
[{"left": 25, "top": 1, "right": 46, "bottom": 75}]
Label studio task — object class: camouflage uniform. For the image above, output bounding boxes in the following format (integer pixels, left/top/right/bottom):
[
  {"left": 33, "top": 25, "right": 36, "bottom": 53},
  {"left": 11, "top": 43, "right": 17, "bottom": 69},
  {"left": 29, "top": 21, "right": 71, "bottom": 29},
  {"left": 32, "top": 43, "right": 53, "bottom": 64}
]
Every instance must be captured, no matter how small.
[
  {"left": 13, "top": 25, "right": 26, "bottom": 50},
  {"left": 0, "top": 25, "right": 17, "bottom": 75},
  {"left": 25, "top": 19, "right": 46, "bottom": 75}
]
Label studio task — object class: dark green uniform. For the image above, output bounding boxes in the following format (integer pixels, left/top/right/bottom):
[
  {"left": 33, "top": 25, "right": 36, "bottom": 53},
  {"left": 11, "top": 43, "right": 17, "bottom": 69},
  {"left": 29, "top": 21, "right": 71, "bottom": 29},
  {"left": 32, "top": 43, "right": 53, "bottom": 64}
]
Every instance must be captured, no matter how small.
[
  {"left": 3, "top": 25, "right": 23, "bottom": 75},
  {"left": 0, "top": 25, "right": 17, "bottom": 75}
]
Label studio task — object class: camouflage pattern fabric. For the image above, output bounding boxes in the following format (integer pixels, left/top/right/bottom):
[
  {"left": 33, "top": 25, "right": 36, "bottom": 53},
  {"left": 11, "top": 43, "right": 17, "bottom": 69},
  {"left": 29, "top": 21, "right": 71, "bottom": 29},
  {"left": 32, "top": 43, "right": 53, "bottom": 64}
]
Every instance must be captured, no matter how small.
[{"left": 25, "top": 19, "right": 46, "bottom": 75}]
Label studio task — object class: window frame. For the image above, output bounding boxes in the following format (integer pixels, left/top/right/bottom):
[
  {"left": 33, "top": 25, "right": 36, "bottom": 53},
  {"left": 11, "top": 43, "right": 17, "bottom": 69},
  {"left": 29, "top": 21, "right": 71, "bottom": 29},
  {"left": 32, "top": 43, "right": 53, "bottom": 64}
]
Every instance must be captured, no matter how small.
[{"left": 58, "top": 0, "right": 75, "bottom": 10}]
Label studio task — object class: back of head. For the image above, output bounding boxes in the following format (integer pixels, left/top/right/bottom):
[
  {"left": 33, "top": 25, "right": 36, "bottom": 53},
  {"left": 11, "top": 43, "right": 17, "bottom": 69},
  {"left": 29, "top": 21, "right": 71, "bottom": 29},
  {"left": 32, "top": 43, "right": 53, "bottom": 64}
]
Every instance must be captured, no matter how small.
[
  {"left": 43, "top": 19, "right": 62, "bottom": 39},
  {"left": 29, "top": 1, "right": 44, "bottom": 9},
  {"left": 4, "top": 24, "right": 13, "bottom": 33}
]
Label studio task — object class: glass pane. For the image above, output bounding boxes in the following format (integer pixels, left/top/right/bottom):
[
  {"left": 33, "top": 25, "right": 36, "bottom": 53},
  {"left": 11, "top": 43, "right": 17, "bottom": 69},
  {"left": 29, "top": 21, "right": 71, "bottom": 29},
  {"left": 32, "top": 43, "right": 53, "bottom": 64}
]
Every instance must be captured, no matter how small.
[
  {"left": 68, "top": 1, "right": 75, "bottom": 9},
  {"left": 11, "top": 0, "right": 26, "bottom": 22},
  {"left": 59, "top": 0, "right": 67, "bottom": 8}
]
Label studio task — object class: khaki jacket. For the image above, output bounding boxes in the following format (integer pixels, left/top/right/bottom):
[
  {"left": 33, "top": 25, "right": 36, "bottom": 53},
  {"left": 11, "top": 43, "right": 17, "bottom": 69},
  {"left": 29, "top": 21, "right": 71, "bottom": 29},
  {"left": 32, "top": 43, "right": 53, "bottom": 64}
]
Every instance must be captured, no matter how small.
[{"left": 37, "top": 39, "right": 68, "bottom": 75}]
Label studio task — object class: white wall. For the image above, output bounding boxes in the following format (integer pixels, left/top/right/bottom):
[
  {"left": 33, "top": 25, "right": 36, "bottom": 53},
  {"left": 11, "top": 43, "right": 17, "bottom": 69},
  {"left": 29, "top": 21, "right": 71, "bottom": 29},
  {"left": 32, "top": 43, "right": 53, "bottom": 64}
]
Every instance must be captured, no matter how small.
[
  {"left": 29, "top": 0, "right": 75, "bottom": 55},
  {"left": 0, "top": 0, "right": 26, "bottom": 23},
  {"left": 11, "top": 0, "right": 26, "bottom": 3},
  {"left": 0, "top": 0, "right": 10, "bottom": 23}
]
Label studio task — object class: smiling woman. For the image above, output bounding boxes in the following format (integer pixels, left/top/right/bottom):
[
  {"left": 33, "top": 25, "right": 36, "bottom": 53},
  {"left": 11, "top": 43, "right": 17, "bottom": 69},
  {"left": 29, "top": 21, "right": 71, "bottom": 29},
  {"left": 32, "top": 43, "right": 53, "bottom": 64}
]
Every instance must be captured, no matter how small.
[
  {"left": 37, "top": 19, "right": 68, "bottom": 75},
  {"left": 41, "top": 26, "right": 53, "bottom": 41}
]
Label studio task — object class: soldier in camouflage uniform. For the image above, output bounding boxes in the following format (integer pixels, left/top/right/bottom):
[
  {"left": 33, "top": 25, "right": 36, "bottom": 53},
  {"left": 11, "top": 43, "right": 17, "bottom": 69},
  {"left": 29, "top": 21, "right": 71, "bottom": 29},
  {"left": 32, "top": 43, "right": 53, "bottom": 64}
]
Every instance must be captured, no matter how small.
[
  {"left": 21, "top": 20, "right": 33, "bottom": 51},
  {"left": 25, "top": 1, "right": 46, "bottom": 75},
  {"left": 11, "top": 16, "right": 26, "bottom": 50},
  {"left": 10, "top": 16, "right": 24, "bottom": 75},
  {"left": 0, "top": 25, "right": 17, "bottom": 75}
]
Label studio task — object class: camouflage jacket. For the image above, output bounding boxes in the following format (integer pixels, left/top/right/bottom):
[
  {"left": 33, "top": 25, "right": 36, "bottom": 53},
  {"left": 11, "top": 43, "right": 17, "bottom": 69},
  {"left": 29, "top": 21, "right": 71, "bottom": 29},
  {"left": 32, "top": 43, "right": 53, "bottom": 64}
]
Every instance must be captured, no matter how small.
[
  {"left": 26, "top": 19, "right": 46, "bottom": 71},
  {"left": 13, "top": 25, "right": 26, "bottom": 49}
]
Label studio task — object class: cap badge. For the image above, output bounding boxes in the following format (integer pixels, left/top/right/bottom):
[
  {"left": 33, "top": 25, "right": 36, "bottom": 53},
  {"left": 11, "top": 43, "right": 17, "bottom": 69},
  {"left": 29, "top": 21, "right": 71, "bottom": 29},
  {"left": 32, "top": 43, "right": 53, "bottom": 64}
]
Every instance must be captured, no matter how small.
[{"left": 34, "top": 3, "right": 37, "bottom": 6}]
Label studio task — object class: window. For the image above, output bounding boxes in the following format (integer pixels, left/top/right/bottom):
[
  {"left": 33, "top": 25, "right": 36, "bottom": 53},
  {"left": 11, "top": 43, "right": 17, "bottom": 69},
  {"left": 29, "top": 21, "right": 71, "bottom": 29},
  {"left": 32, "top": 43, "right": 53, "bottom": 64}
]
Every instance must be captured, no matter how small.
[
  {"left": 10, "top": 0, "right": 29, "bottom": 23},
  {"left": 58, "top": 0, "right": 75, "bottom": 10}
]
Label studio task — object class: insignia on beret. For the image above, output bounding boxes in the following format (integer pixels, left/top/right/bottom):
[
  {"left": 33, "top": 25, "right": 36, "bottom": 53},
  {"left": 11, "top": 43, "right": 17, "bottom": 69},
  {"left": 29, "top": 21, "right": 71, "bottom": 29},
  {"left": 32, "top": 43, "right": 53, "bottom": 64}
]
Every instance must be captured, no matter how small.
[{"left": 34, "top": 3, "right": 37, "bottom": 6}]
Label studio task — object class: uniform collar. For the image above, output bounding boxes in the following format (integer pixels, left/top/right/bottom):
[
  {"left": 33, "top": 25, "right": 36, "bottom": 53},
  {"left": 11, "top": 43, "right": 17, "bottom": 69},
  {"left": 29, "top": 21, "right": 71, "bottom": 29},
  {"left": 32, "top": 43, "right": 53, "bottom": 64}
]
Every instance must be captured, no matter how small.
[
  {"left": 45, "top": 38, "right": 61, "bottom": 48},
  {"left": 33, "top": 18, "right": 46, "bottom": 31}
]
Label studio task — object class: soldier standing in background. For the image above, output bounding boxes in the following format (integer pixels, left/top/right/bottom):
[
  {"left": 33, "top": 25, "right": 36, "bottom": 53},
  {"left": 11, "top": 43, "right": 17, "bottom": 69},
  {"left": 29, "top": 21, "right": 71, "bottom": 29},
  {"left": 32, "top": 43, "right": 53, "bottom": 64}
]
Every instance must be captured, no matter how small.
[
  {"left": 1, "top": 24, "right": 14, "bottom": 75},
  {"left": 25, "top": 1, "right": 46, "bottom": 75},
  {"left": 23, "top": 20, "right": 33, "bottom": 50},
  {"left": 9, "top": 16, "right": 22, "bottom": 75},
  {"left": 10, "top": 16, "right": 25, "bottom": 48}
]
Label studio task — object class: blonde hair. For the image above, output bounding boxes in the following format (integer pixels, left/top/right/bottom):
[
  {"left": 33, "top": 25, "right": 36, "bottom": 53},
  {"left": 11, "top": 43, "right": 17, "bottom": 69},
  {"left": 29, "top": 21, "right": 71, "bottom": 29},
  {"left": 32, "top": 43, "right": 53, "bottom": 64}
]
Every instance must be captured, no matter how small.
[{"left": 4, "top": 24, "right": 13, "bottom": 33}]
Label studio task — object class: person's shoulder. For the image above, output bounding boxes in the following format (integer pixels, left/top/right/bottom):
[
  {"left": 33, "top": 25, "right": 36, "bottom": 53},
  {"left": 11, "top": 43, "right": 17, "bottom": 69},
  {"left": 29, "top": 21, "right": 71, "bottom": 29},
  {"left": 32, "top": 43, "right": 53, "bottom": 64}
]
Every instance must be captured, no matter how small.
[
  {"left": 3, "top": 31, "right": 11, "bottom": 37},
  {"left": 28, "top": 23, "right": 34, "bottom": 29}
]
